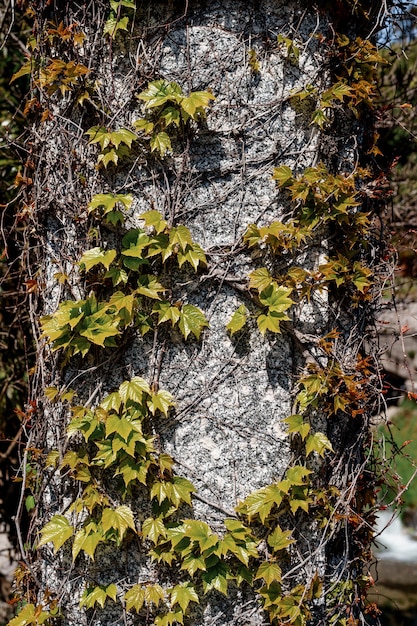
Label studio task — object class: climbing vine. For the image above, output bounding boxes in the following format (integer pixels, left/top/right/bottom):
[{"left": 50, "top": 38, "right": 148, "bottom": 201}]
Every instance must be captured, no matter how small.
[{"left": 6, "top": 1, "right": 394, "bottom": 626}]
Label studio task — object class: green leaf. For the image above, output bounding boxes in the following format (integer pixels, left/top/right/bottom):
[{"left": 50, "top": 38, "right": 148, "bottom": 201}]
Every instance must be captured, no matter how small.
[
  {"left": 101, "top": 505, "right": 136, "bottom": 540},
  {"left": 104, "top": 14, "right": 129, "bottom": 37},
  {"left": 153, "top": 301, "right": 181, "bottom": 326},
  {"left": 136, "top": 275, "right": 165, "bottom": 299},
  {"left": 154, "top": 610, "right": 184, "bottom": 626},
  {"left": 201, "top": 560, "right": 229, "bottom": 595},
  {"left": 170, "top": 225, "right": 193, "bottom": 252},
  {"left": 169, "top": 582, "right": 199, "bottom": 612},
  {"left": 177, "top": 243, "right": 207, "bottom": 271},
  {"left": 226, "top": 305, "right": 248, "bottom": 336},
  {"left": 80, "top": 584, "right": 117, "bottom": 609},
  {"left": 150, "top": 131, "right": 172, "bottom": 156},
  {"left": 111, "top": 128, "right": 137, "bottom": 149},
  {"left": 249, "top": 267, "right": 272, "bottom": 292},
  {"left": 7, "top": 604, "right": 50, "bottom": 626},
  {"left": 237, "top": 484, "right": 282, "bottom": 523},
  {"left": 119, "top": 377, "right": 150, "bottom": 403},
  {"left": 170, "top": 476, "right": 196, "bottom": 506},
  {"left": 144, "top": 583, "right": 165, "bottom": 607},
  {"left": 140, "top": 210, "right": 168, "bottom": 234},
  {"left": 88, "top": 192, "right": 133, "bottom": 215},
  {"left": 72, "top": 524, "right": 104, "bottom": 561},
  {"left": 257, "top": 311, "right": 288, "bottom": 335},
  {"left": 38, "top": 515, "right": 73, "bottom": 552},
  {"left": 285, "top": 465, "right": 312, "bottom": 486},
  {"left": 178, "top": 304, "right": 209, "bottom": 340},
  {"left": 160, "top": 106, "right": 181, "bottom": 127},
  {"left": 100, "top": 391, "right": 121, "bottom": 412},
  {"left": 305, "top": 432, "right": 334, "bottom": 457},
  {"left": 78, "top": 247, "right": 116, "bottom": 272},
  {"left": 183, "top": 520, "right": 218, "bottom": 551},
  {"left": 180, "top": 91, "right": 215, "bottom": 117},
  {"left": 282, "top": 414, "right": 310, "bottom": 440},
  {"left": 255, "top": 561, "right": 282, "bottom": 585},
  {"left": 148, "top": 389, "right": 175, "bottom": 416},
  {"left": 267, "top": 526, "right": 295, "bottom": 552},
  {"left": 133, "top": 118, "right": 154, "bottom": 134},
  {"left": 142, "top": 517, "right": 167, "bottom": 544},
  {"left": 138, "top": 79, "right": 183, "bottom": 109},
  {"left": 125, "top": 584, "right": 145, "bottom": 612},
  {"left": 97, "top": 148, "right": 119, "bottom": 168},
  {"left": 259, "top": 283, "right": 293, "bottom": 312},
  {"left": 272, "top": 165, "right": 293, "bottom": 186}
]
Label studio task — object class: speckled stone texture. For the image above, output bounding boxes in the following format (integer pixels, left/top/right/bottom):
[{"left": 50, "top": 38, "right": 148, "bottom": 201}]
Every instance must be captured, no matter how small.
[{"left": 34, "top": 2, "right": 336, "bottom": 624}]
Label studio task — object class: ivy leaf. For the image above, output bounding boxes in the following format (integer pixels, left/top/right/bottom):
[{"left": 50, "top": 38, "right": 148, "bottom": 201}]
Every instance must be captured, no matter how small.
[
  {"left": 183, "top": 520, "right": 218, "bottom": 551},
  {"left": 125, "top": 584, "right": 145, "bottom": 612},
  {"left": 138, "top": 79, "right": 182, "bottom": 108},
  {"left": 249, "top": 268, "right": 272, "bottom": 293},
  {"left": 272, "top": 165, "right": 293, "bottom": 186},
  {"left": 78, "top": 247, "right": 116, "bottom": 272},
  {"left": 255, "top": 561, "right": 282, "bottom": 585},
  {"left": 103, "top": 14, "right": 129, "bottom": 37},
  {"left": 97, "top": 149, "right": 119, "bottom": 168},
  {"left": 142, "top": 517, "right": 167, "bottom": 544},
  {"left": 110, "top": 128, "right": 137, "bottom": 149},
  {"left": 72, "top": 524, "right": 104, "bottom": 561},
  {"left": 101, "top": 505, "right": 136, "bottom": 540},
  {"left": 88, "top": 192, "right": 133, "bottom": 215},
  {"left": 201, "top": 560, "right": 229, "bottom": 595},
  {"left": 80, "top": 584, "right": 117, "bottom": 609},
  {"left": 38, "top": 515, "right": 73, "bottom": 552},
  {"left": 257, "top": 311, "right": 289, "bottom": 335},
  {"left": 170, "top": 225, "right": 193, "bottom": 252},
  {"left": 178, "top": 304, "right": 209, "bottom": 340},
  {"left": 136, "top": 275, "right": 166, "bottom": 299},
  {"left": 285, "top": 465, "right": 312, "bottom": 486},
  {"left": 133, "top": 118, "right": 154, "bottom": 134},
  {"left": 169, "top": 582, "right": 199, "bottom": 612},
  {"left": 100, "top": 391, "right": 121, "bottom": 412},
  {"left": 259, "top": 283, "right": 294, "bottom": 313},
  {"left": 7, "top": 604, "right": 51, "bottom": 626},
  {"left": 177, "top": 243, "right": 207, "bottom": 271},
  {"left": 305, "top": 432, "right": 334, "bottom": 457},
  {"left": 148, "top": 389, "right": 175, "bottom": 416},
  {"left": 119, "top": 377, "right": 150, "bottom": 403},
  {"left": 237, "top": 484, "right": 282, "bottom": 523},
  {"left": 153, "top": 301, "right": 181, "bottom": 326},
  {"left": 282, "top": 414, "right": 310, "bottom": 440},
  {"left": 227, "top": 305, "right": 248, "bottom": 336},
  {"left": 267, "top": 526, "right": 295, "bottom": 552},
  {"left": 170, "top": 476, "right": 196, "bottom": 506},
  {"left": 154, "top": 610, "right": 184, "bottom": 626},
  {"left": 160, "top": 106, "right": 181, "bottom": 127},
  {"left": 150, "top": 131, "right": 172, "bottom": 156},
  {"left": 144, "top": 584, "right": 165, "bottom": 607},
  {"left": 10, "top": 59, "right": 33, "bottom": 83},
  {"left": 105, "top": 267, "right": 128, "bottom": 286},
  {"left": 140, "top": 210, "right": 168, "bottom": 234},
  {"left": 180, "top": 91, "right": 215, "bottom": 116}
]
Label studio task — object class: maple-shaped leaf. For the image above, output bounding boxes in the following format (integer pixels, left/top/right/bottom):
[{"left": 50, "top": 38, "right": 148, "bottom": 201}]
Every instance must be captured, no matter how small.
[
  {"left": 227, "top": 305, "right": 248, "bottom": 336},
  {"left": 125, "top": 584, "right": 145, "bottom": 613},
  {"left": 103, "top": 14, "right": 129, "bottom": 37},
  {"left": 88, "top": 192, "right": 133, "bottom": 215},
  {"left": 97, "top": 149, "right": 119, "bottom": 168},
  {"left": 305, "top": 432, "right": 334, "bottom": 457},
  {"left": 133, "top": 117, "right": 154, "bottom": 134},
  {"left": 177, "top": 243, "right": 207, "bottom": 271},
  {"left": 285, "top": 465, "right": 312, "bottom": 486},
  {"left": 144, "top": 583, "right": 165, "bottom": 607},
  {"left": 72, "top": 524, "right": 104, "bottom": 561},
  {"left": 267, "top": 526, "right": 295, "bottom": 552},
  {"left": 80, "top": 583, "right": 117, "bottom": 609},
  {"left": 170, "top": 225, "right": 193, "bottom": 252},
  {"left": 169, "top": 582, "right": 199, "bottom": 612},
  {"left": 237, "top": 484, "right": 282, "bottom": 523},
  {"left": 78, "top": 247, "right": 116, "bottom": 272},
  {"left": 119, "top": 376, "right": 150, "bottom": 403},
  {"left": 100, "top": 391, "right": 122, "bottom": 412},
  {"left": 154, "top": 610, "right": 185, "bottom": 626},
  {"left": 38, "top": 514, "right": 73, "bottom": 552},
  {"left": 85, "top": 126, "right": 110, "bottom": 149},
  {"left": 255, "top": 561, "right": 282, "bottom": 585},
  {"left": 153, "top": 301, "right": 181, "bottom": 326},
  {"left": 138, "top": 79, "right": 182, "bottom": 108},
  {"left": 148, "top": 389, "right": 175, "bottom": 416},
  {"left": 7, "top": 604, "right": 51, "bottom": 626},
  {"left": 180, "top": 91, "right": 215, "bottom": 116},
  {"left": 110, "top": 128, "right": 137, "bottom": 149},
  {"left": 201, "top": 560, "right": 229, "bottom": 595},
  {"left": 160, "top": 105, "right": 181, "bottom": 127},
  {"left": 150, "top": 131, "right": 172, "bottom": 156},
  {"left": 178, "top": 304, "right": 209, "bottom": 340},
  {"left": 249, "top": 267, "right": 272, "bottom": 292},
  {"left": 136, "top": 275, "right": 165, "bottom": 299},
  {"left": 272, "top": 165, "right": 293, "bottom": 186},
  {"left": 101, "top": 505, "right": 136, "bottom": 540},
  {"left": 282, "top": 414, "right": 310, "bottom": 440},
  {"left": 259, "top": 283, "right": 294, "bottom": 312},
  {"left": 140, "top": 210, "right": 168, "bottom": 234},
  {"left": 257, "top": 311, "right": 289, "bottom": 335},
  {"left": 142, "top": 517, "right": 167, "bottom": 544},
  {"left": 170, "top": 476, "right": 196, "bottom": 506},
  {"left": 183, "top": 520, "right": 219, "bottom": 552}
]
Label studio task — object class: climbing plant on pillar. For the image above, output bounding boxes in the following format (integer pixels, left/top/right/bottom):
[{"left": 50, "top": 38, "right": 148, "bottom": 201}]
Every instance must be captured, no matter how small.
[{"left": 7, "top": 1, "right": 393, "bottom": 625}]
